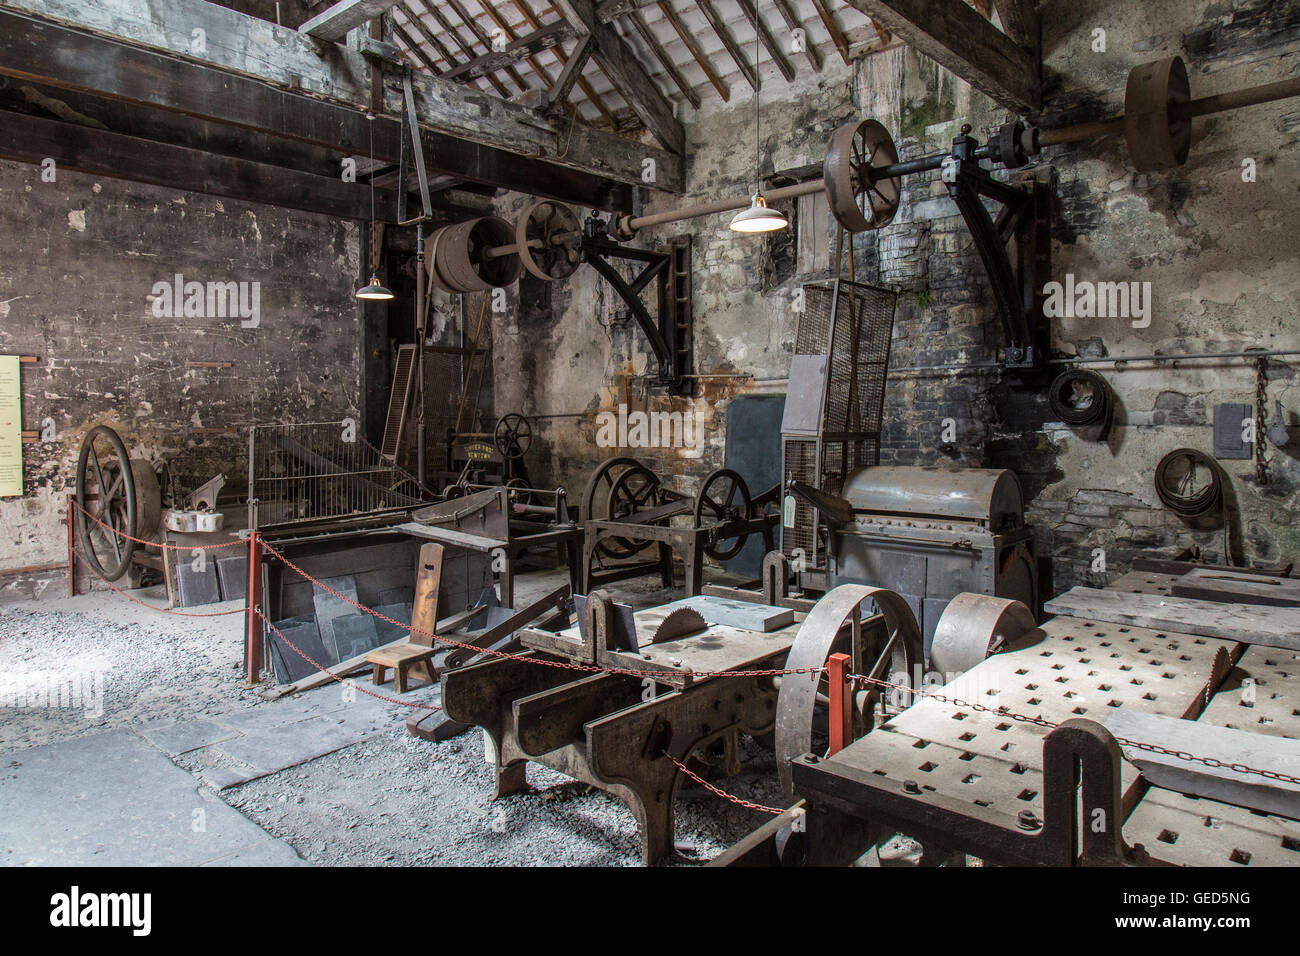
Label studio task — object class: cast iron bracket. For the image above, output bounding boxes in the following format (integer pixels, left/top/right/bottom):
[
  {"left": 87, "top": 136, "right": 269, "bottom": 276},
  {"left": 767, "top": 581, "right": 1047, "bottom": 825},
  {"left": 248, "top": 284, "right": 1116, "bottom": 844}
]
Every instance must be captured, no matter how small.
[
  {"left": 578, "top": 214, "right": 693, "bottom": 395},
  {"left": 943, "top": 126, "right": 1050, "bottom": 372}
]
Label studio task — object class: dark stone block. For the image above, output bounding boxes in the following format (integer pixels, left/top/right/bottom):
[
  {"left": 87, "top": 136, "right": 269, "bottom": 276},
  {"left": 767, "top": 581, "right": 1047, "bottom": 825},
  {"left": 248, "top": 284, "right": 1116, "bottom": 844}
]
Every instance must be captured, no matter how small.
[{"left": 216, "top": 555, "right": 249, "bottom": 602}]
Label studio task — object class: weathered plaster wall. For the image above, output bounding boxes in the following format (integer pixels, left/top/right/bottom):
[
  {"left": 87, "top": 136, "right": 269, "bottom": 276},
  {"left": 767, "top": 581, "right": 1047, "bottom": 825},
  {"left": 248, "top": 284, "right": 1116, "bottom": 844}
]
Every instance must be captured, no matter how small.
[
  {"left": 0, "top": 160, "right": 362, "bottom": 594},
  {"left": 495, "top": 0, "right": 1300, "bottom": 592}
]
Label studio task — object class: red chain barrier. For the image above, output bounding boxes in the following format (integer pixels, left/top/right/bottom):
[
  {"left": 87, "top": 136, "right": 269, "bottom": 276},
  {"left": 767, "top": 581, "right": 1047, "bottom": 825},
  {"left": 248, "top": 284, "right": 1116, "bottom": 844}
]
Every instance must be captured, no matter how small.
[
  {"left": 72, "top": 499, "right": 245, "bottom": 551},
  {"left": 255, "top": 609, "right": 440, "bottom": 711},
  {"left": 666, "top": 754, "right": 785, "bottom": 815},
  {"left": 70, "top": 547, "right": 246, "bottom": 618},
  {"left": 846, "top": 671, "right": 1300, "bottom": 787}
]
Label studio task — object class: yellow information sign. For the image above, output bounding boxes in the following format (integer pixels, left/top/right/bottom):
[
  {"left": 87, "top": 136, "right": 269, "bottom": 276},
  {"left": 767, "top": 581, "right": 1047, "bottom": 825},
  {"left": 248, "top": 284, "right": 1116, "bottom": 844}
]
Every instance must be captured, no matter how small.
[{"left": 0, "top": 355, "right": 22, "bottom": 497}]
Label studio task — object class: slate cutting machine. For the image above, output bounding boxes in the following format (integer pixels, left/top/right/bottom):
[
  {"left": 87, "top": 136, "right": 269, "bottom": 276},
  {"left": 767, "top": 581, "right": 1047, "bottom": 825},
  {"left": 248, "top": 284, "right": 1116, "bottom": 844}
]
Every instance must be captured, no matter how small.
[{"left": 791, "top": 465, "right": 1039, "bottom": 651}]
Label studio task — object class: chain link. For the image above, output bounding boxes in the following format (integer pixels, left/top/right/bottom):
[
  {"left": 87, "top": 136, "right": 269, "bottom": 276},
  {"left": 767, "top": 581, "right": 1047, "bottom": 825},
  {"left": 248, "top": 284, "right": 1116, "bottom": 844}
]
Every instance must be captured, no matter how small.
[{"left": 666, "top": 754, "right": 785, "bottom": 815}]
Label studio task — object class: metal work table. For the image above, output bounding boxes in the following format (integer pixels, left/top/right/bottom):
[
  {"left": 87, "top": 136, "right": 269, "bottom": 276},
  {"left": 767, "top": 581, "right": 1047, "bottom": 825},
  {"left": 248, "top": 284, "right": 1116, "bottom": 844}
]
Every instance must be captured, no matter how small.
[
  {"left": 790, "top": 563, "right": 1300, "bottom": 866},
  {"left": 441, "top": 593, "right": 802, "bottom": 864}
]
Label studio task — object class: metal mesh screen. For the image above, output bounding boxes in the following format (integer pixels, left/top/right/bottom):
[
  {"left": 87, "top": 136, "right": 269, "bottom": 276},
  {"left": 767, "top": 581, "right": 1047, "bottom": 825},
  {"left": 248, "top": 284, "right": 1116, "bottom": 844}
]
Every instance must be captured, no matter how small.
[
  {"left": 249, "top": 420, "right": 424, "bottom": 529},
  {"left": 783, "top": 279, "right": 896, "bottom": 572}
]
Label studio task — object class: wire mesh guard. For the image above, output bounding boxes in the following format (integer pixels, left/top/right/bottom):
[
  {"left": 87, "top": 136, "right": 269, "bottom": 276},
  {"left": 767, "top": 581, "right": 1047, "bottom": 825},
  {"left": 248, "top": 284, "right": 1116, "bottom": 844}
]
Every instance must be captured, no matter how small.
[
  {"left": 248, "top": 420, "right": 425, "bottom": 529},
  {"left": 782, "top": 279, "right": 896, "bottom": 570}
]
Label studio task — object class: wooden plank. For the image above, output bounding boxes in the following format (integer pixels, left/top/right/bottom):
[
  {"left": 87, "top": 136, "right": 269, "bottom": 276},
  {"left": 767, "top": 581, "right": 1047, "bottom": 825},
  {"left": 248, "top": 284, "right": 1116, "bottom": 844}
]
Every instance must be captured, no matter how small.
[
  {"left": 658, "top": 0, "right": 729, "bottom": 101},
  {"left": 1044, "top": 587, "right": 1300, "bottom": 651},
  {"left": 397, "top": 522, "right": 507, "bottom": 552},
  {"left": 442, "top": 22, "right": 575, "bottom": 86},
  {"left": 409, "top": 542, "right": 444, "bottom": 647},
  {"left": 1106, "top": 710, "right": 1300, "bottom": 821},
  {"left": 842, "top": 0, "right": 1040, "bottom": 114},
  {"left": 991, "top": 0, "right": 1038, "bottom": 50},
  {"left": 0, "top": 109, "right": 413, "bottom": 221},
  {"left": 441, "top": 0, "right": 533, "bottom": 95},
  {"left": 1170, "top": 567, "right": 1300, "bottom": 608},
  {"left": 299, "top": 0, "right": 401, "bottom": 41},
  {"left": 553, "top": 0, "right": 685, "bottom": 154},
  {"left": 0, "top": 1, "right": 680, "bottom": 194},
  {"left": 548, "top": 33, "right": 595, "bottom": 107}
]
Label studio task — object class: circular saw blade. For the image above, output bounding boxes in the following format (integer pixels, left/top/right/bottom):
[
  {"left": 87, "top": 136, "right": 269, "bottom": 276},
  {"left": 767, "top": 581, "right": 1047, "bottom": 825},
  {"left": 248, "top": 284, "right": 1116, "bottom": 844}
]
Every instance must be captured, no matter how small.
[{"left": 650, "top": 607, "right": 709, "bottom": 645}]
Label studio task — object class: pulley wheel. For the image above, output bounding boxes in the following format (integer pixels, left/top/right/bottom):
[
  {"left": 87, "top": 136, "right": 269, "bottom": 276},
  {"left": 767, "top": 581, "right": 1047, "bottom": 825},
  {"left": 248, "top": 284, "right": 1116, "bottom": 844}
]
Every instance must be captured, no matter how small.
[
  {"left": 824, "top": 119, "right": 901, "bottom": 233},
  {"left": 75, "top": 425, "right": 160, "bottom": 581},
  {"left": 1154, "top": 447, "right": 1221, "bottom": 517},
  {"left": 436, "top": 216, "right": 522, "bottom": 292},
  {"left": 493, "top": 413, "right": 532, "bottom": 460},
  {"left": 583, "top": 458, "right": 650, "bottom": 558},
  {"left": 1124, "top": 56, "right": 1191, "bottom": 172},
  {"left": 425, "top": 226, "right": 460, "bottom": 295},
  {"left": 776, "top": 584, "right": 924, "bottom": 799},
  {"left": 693, "top": 468, "right": 753, "bottom": 561},
  {"left": 1048, "top": 368, "right": 1112, "bottom": 427},
  {"left": 929, "top": 593, "right": 1037, "bottom": 678},
  {"left": 516, "top": 200, "right": 580, "bottom": 282}
]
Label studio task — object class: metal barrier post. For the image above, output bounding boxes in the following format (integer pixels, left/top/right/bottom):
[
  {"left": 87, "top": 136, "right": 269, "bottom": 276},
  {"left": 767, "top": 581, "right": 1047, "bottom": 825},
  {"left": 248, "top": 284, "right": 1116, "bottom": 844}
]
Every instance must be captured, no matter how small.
[
  {"left": 245, "top": 530, "right": 263, "bottom": 683},
  {"left": 67, "top": 493, "right": 76, "bottom": 597},
  {"left": 827, "top": 652, "right": 852, "bottom": 756}
]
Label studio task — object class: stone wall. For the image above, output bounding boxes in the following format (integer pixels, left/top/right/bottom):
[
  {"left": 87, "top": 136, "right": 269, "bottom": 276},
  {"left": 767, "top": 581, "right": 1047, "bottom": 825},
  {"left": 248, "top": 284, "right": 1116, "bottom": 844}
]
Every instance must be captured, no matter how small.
[
  {"left": 493, "top": 0, "right": 1300, "bottom": 593},
  {"left": 0, "top": 160, "right": 362, "bottom": 596}
]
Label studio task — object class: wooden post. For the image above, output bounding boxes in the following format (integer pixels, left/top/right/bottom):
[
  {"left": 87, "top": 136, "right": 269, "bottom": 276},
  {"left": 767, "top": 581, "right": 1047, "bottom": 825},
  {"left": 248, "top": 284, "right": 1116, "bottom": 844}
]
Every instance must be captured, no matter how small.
[
  {"left": 245, "top": 531, "right": 263, "bottom": 682},
  {"left": 827, "top": 652, "right": 852, "bottom": 756},
  {"left": 66, "top": 493, "right": 76, "bottom": 597}
]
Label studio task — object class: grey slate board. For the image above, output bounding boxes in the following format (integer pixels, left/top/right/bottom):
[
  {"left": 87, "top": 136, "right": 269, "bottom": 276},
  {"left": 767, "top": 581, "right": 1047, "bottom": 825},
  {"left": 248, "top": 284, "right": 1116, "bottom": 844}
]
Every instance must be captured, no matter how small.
[
  {"left": 177, "top": 562, "right": 221, "bottom": 607},
  {"left": 0, "top": 730, "right": 305, "bottom": 865},
  {"left": 329, "top": 613, "right": 382, "bottom": 661},
  {"left": 313, "top": 575, "right": 360, "bottom": 657},
  {"left": 373, "top": 602, "right": 413, "bottom": 642},
  {"left": 378, "top": 586, "right": 414, "bottom": 607},
  {"left": 1213, "top": 402, "right": 1253, "bottom": 459},
  {"left": 216, "top": 554, "right": 249, "bottom": 602},
  {"left": 268, "top": 616, "right": 331, "bottom": 683},
  {"left": 1044, "top": 586, "right": 1300, "bottom": 651},
  {"left": 1170, "top": 567, "right": 1300, "bottom": 608},
  {"left": 662, "top": 594, "right": 794, "bottom": 632},
  {"left": 724, "top": 393, "right": 786, "bottom": 578},
  {"left": 1106, "top": 710, "right": 1300, "bottom": 819}
]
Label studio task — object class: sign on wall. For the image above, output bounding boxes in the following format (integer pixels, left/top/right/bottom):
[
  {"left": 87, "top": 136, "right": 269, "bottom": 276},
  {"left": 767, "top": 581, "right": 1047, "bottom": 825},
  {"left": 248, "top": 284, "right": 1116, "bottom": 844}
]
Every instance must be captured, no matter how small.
[{"left": 0, "top": 355, "right": 22, "bottom": 497}]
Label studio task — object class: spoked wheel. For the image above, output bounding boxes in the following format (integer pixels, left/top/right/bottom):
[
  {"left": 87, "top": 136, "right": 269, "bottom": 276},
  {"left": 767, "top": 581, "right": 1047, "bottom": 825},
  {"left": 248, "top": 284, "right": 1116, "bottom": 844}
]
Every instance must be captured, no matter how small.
[
  {"left": 825, "top": 119, "right": 901, "bottom": 233},
  {"left": 75, "top": 425, "right": 160, "bottom": 581},
  {"left": 582, "top": 457, "right": 647, "bottom": 558},
  {"left": 605, "top": 464, "right": 663, "bottom": 558},
  {"left": 775, "top": 584, "right": 925, "bottom": 799},
  {"left": 505, "top": 477, "right": 535, "bottom": 508},
  {"left": 494, "top": 413, "right": 532, "bottom": 460},
  {"left": 693, "top": 468, "right": 753, "bottom": 561}
]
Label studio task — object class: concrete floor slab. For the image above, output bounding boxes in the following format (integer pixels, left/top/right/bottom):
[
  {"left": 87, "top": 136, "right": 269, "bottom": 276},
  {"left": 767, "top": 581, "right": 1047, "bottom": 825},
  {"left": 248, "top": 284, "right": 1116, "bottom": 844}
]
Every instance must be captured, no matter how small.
[
  {"left": 0, "top": 729, "right": 306, "bottom": 866},
  {"left": 136, "top": 718, "right": 239, "bottom": 757}
]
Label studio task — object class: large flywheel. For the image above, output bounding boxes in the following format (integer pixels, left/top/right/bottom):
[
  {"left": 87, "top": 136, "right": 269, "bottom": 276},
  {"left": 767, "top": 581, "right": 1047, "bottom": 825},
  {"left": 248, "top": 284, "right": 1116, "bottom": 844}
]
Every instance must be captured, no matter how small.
[
  {"left": 775, "top": 584, "right": 925, "bottom": 799},
  {"left": 74, "top": 425, "right": 161, "bottom": 581}
]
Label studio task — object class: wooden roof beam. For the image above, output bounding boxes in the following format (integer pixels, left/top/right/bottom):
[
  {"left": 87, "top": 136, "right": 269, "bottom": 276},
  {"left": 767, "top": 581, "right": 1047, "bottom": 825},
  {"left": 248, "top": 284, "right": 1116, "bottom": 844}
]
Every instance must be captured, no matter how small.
[
  {"left": 843, "top": 0, "right": 1041, "bottom": 113},
  {"left": 552, "top": 0, "right": 685, "bottom": 153},
  {"left": 770, "top": 0, "right": 821, "bottom": 73},
  {"left": 299, "top": 0, "right": 402, "bottom": 41},
  {"left": 627, "top": 9, "right": 700, "bottom": 108},
  {"left": 739, "top": 0, "right": 795, "bottom": 83},
  {"left": 442, "top": 20, "right": 576, "bottom": 82}
]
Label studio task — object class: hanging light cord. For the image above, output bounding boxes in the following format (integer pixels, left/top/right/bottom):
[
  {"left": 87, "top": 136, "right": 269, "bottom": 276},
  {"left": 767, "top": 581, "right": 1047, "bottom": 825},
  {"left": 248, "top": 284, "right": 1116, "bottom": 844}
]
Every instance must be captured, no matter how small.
[
  {"left": 367, "top": 113, "right": 377, "bottom": 262},
  {"left": 753, "top": 7, "right": 760, "bottom": 197}
]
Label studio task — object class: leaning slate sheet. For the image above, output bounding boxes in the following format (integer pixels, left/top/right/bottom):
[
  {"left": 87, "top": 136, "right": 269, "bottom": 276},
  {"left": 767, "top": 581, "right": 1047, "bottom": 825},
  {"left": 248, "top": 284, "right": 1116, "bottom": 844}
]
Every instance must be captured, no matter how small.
[
  {"left": 267, "top": 615, "right": 330, "bottom": 683},
  {"left": 313, "top": 575, "right": 360, "bottom": 656}
]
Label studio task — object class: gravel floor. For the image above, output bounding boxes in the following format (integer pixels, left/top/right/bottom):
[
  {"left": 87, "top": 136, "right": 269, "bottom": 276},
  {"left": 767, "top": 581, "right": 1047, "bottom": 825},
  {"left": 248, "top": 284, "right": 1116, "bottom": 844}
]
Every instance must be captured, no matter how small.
[
  {"left": 0, "top": 590, "right": 258, "bottom": 752},
  {"left": 217, "top": 718, "right": 785, "bottom": 867},
  {"left": 0, "top": 567, "right": 788, "bottom": 866}
]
